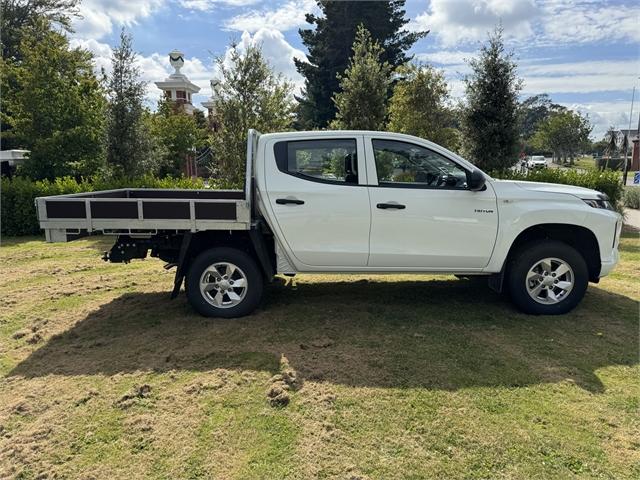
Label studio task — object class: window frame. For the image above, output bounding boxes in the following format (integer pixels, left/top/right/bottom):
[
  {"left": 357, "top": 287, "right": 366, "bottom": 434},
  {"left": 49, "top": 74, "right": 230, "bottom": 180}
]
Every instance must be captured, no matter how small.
[
  {"left": 370, "top": 138, "right": 473, "bottom": 191},
  {"left": 273, "top": 138, "right": 365, "bottom": 187}
]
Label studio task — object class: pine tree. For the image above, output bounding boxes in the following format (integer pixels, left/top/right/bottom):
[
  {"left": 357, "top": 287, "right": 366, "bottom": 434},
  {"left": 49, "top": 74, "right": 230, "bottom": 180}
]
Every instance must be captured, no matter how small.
[
  {"left": 462, "top": 26, "right": 522, "bottom": 171},
  {"left": 295, "top": 0, "right": 426, "bottom": 128},
  {"left": 331, "top": 26, "right": 391, "bottom": 130},
  {"left": 105, "top": 29, "right": 148, "bottom": 176}
]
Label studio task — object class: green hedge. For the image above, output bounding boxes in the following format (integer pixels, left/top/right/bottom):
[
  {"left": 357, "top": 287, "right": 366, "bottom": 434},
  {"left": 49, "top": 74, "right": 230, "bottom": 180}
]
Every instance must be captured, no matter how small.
[
  {"left": 1, "top": 175, "right": 205, "bottom": 237},
  {"left": 491, "top": 168, "right": 624, "bottom": 207}
]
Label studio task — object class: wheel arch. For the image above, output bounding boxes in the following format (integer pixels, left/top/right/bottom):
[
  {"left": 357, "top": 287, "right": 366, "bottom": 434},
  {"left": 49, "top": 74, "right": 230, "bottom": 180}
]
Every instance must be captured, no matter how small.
[
  {"left": 185, "top": 228, "right": 275, "bottom": 280},
  {"left": 505, "top": 223, "right": 601, "bottom": 282}
]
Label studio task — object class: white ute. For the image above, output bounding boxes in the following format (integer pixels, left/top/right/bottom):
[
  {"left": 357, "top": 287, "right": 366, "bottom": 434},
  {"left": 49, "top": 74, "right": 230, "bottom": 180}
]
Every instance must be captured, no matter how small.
[{"left": 36, "top": 130, "right": 622, "bottom": 317}]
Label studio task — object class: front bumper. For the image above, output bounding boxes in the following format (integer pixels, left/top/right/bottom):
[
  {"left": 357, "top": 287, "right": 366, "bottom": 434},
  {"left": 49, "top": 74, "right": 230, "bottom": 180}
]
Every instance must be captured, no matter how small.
[
  {"left": 599, "top": 249, "right": 619, "bottom": 278},
  {"left": 599, "top": 219, "right": 623, "bottom": 278}
]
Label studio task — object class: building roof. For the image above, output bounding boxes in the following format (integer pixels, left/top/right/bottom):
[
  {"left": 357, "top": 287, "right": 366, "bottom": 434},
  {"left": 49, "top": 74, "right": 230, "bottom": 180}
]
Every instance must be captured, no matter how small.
[
  {"left": 155, "top": 73, "right": 200, "bottom": 93},
  {"left": 619, "top": 129, "right": 639, "bottom": 139}
]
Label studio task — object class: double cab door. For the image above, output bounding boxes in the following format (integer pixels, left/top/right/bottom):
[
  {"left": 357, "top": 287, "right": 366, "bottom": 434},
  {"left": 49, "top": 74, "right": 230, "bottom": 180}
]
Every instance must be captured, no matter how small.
[{"left": 263, "top": 134, "right": 498, "bottom": 271}]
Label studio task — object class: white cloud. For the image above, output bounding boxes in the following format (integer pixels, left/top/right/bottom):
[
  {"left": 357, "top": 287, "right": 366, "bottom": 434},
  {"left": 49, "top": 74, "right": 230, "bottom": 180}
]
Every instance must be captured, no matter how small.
[
  {"left": 415, "top": 50, "right": 472, "bottom": 66},
  {"left": 70, "top": 37, "right": 212, "bottom": 106},
  {"left": 216, "top": 28, "right": 307, "bottom": 93},
  {"left": 520, "top": 59, "right": 640, "bottom": 94},
  {"left": 178, "top": 0, "right": 260, "bottom": 11},
  {"left": 542, "top": 1, "right": 640, "bottom": 45},
  {"left": 411, "top": 0, "right": 640, "bottom": 47},
  {"left": 70, "top": 38, "right": 113, "bottom": 73},
  {"left": 410, "top": 0, "right": 539, "bottom": 46},
  {"left": 224, "top": 0, "right": 317, "bottom": 32},
  {"left": 74, "top": 0, "right": 165, "bottom": 39},
  {"left": 565, "top": 101, "right": 637, "bottom": 140}
]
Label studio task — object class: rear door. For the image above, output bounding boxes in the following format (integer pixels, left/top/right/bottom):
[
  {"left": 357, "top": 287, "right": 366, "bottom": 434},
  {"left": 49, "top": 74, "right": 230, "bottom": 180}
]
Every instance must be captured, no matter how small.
[
  {"left": 365, "top": 136, "right": 498, "bottom": 269},
  {"left": 263, "top": 135, "right": 371, "bottom": 267}
]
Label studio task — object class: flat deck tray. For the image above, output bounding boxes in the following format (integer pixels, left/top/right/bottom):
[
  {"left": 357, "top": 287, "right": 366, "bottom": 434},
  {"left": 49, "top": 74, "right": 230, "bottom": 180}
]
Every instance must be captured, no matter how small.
[{"left": 36, "top": 188, "right": 251, "bottom": 242}]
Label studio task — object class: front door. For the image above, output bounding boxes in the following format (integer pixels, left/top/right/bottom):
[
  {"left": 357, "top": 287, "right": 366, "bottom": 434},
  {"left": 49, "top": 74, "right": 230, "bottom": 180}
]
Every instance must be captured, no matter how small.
[
  {"left": 264, "top": 136, "right": 370, "bottom": 267},
  {"left": 366, "top": 137, "right": 498, "bottom": 269}
]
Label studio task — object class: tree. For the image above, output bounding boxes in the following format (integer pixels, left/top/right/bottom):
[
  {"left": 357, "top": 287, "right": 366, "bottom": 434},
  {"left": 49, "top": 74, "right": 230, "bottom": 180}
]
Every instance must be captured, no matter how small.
[
  {"left": 150, "top": 99, "right": 208, "bottom": 177},
  {"left": 388, "top": 63, "right": 460, "bottom": 151},
  {"left": 518, "top": 93, "right": 566, "bottom": 152},
  {"left": 603, "top": 127, "right": 618, "bottom": 169},
  {"left": 462, "top": 26, "right": 522, "bottom": 171},
  {"left": 590, "top": 138, "right": 609, "bottom": 157},
  {"left": 210, "top": 43, "right": 295, "bottom": 186},
  {"left": 1, "top": 0, "right": 80, "bottom": 151},
  {"left": 531, "top": 111, "right": 592, "bottom": 164},
  {"left": 330, "top": 26, "right": 391, "bottom": 130},
  {"left": 1, "top": 0, "right": 79, "bottom": 61},
  {"left": 295, "top": 0, "right": 426, "bottom": 128},
  {"left": 105, "top": 29, "right": 149, "bottom": 176},
  {"left": 1, "top": 23, "right": 106, "bottom": 179}
]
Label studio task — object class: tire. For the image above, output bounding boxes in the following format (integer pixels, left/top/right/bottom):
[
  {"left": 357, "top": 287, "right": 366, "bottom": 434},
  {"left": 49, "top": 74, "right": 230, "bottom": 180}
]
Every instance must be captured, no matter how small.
[
  {"left": 507, "top": 240, "right": 588, "bottom": 315},
  {"left": 185, "top": 247, "right": 263, "bottom": 318}
]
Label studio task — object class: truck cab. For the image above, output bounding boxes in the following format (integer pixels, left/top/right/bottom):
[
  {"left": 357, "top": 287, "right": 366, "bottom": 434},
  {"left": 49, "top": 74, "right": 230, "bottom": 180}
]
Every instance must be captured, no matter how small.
[{"left": 36, "top": 130, "right": 622, "bottom": 318}]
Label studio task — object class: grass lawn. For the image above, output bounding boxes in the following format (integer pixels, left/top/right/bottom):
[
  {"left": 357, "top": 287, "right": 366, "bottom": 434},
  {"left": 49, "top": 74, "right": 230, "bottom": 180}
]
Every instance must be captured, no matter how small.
[
  {"left": 1, "top": 233, "right": 638, "bottom": 479},
  {"left": 557, "top": 156, "right": 597, "bottom": 171},
  {"left": 573, "top": 156, "right": 597, "bottom": 170}
]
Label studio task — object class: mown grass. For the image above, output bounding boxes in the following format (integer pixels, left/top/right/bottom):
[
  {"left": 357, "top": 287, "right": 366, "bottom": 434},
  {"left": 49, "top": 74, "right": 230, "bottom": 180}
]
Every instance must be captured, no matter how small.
[
  {"left": 572, "top": 156, "right": 597, "bottom": 170},
  {"left": 0, "top": 233, "right": 638, "bottom": 479}
]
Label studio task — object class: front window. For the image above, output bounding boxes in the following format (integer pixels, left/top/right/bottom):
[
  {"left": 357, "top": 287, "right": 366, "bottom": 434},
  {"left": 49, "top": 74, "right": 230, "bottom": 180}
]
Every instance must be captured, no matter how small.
[
  {"left": 275, "top": 139, "right": 358, "bottom": 184},
  {"left": 372, "top": 139, "right": 468, "bottom": 189}
]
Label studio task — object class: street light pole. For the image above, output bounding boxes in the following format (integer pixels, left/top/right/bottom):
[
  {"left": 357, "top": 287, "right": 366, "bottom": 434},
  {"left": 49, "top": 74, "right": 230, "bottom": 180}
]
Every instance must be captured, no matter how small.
[{"left": 622, "top": 86, "right": 635, "bottom": 186}]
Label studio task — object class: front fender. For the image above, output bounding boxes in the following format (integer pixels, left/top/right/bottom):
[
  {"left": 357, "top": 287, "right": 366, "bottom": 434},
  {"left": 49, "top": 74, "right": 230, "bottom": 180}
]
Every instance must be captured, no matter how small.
[{"left": 485, "top": 192, "right": 592, "bottom": 273}]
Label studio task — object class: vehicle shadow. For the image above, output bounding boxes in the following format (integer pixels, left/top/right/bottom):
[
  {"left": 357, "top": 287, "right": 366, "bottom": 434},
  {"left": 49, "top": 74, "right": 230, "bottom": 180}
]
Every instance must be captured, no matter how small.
[{"left": 9, "top": 278, "right": 638, "bottom": 393}]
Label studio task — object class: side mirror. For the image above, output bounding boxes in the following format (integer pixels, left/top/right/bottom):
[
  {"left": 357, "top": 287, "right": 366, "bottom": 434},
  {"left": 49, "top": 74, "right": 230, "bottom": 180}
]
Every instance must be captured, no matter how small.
[{"left": 467, "top": 169, "right": 486, "bottom": 191}]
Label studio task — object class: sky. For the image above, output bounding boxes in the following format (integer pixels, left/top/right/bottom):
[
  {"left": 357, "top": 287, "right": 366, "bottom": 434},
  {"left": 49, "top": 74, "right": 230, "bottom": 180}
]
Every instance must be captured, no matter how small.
[{"left": 69, "top": 0, "right": 640, "bottom": 139}]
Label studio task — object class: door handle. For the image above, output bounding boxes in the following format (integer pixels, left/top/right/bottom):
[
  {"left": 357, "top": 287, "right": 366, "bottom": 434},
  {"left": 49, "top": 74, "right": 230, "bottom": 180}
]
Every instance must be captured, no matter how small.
[
  {"left": 276, "top": 198, "right": 305, "bottom": 205},
  {"left": 377, "top": 203, "right": 406, "bottom": 210}
]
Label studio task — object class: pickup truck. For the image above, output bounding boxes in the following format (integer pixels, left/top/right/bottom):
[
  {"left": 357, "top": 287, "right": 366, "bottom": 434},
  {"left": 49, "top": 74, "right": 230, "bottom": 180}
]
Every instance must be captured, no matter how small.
[{"left": 36, "top": 129, "right": 622, "bottom": 318}]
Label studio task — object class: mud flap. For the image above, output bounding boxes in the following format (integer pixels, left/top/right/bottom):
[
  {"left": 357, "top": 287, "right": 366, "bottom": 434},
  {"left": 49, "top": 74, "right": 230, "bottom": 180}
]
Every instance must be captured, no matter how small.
[
  {"left": 488, "top": 270, "right": 505, "bottom": 293},
  {"left": 170, "top": 232, "right": 192, "bottom": 299}
]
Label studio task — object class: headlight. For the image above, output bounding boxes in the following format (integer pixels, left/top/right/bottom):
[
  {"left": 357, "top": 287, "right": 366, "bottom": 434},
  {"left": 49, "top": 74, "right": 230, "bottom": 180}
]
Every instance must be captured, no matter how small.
[{"left": 582, "top": 194, "right": 614, "bottom": 211}]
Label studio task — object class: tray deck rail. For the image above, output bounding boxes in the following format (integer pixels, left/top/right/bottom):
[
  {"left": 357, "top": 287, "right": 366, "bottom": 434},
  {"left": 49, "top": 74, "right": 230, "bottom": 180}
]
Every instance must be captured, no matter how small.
[{"left": 36, "top": 188, "right": 251, "bottom": 242}]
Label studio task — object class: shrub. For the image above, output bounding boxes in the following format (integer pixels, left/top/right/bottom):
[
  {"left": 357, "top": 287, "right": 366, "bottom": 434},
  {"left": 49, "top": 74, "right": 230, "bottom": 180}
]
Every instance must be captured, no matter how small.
[
  {"left": 623, "top": 187, "right": 640, "bottom": 209},
  {"left": 1, "top": 176, "right": 205, "bottom": 237},
  {"left": 491, "top": 168, "right": 624, "bottom": 207},
  {"left": 595, "top": 157, "right": 624, "bottom": 171}
]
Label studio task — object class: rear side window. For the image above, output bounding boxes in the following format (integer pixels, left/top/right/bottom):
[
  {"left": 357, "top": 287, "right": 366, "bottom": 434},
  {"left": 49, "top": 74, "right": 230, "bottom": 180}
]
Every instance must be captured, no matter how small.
[{"left": 274, "top": 139, "right": 358, "bottom": 184}]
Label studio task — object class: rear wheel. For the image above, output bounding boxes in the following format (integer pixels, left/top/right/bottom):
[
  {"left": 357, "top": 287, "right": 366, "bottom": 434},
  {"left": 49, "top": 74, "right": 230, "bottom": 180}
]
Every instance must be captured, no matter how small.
[
  {"left": 186, "top": 247, "right": 263, "bottom": 318},
  {"left": 507, "top": 240, "right": 588, "bottom": 315}
]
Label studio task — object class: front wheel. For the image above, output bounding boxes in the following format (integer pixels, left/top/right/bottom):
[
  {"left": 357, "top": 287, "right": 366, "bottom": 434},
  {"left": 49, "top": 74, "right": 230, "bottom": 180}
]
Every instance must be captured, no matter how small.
[
  {"left": 185, "top": 247, "right": 263, "bottom": 318},
  {"left": 507, "top": 240, "right": 588, "bottom": 315}
]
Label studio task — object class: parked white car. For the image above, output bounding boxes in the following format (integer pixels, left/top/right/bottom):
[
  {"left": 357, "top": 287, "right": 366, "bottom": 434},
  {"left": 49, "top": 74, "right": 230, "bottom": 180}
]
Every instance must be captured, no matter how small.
[
  {"left": 37, "top": 130, "right": 622, "bottom": 317},
  {"left": 527, "top": 155, "right": 548, "bottom": 169}
]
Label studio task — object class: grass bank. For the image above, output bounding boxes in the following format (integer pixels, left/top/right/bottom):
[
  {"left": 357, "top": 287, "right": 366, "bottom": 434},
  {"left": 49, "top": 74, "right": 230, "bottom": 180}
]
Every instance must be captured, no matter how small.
[{"left": 1, "top": 234, "right": 638, "bottom": 479}]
